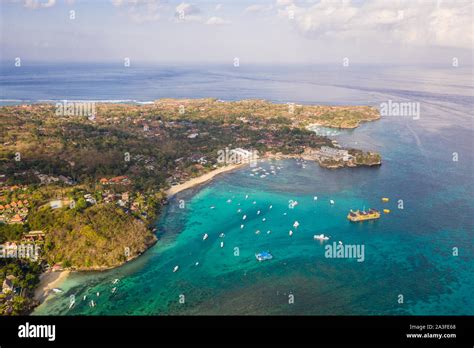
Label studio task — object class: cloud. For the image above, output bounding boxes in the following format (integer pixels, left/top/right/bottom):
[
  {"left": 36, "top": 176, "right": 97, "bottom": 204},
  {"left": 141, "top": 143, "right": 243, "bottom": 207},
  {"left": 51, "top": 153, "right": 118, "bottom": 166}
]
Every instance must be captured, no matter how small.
[
  {"left": 174, "top": 3, "right": 202, "bottom": 23},
  {"left": 279, "top": 0, "right": 473, "bottom": 49},
  {"left": 205, "top": 16, "right": 230, "bottom": 25},
  {"left": 23, "top": 0, "right": 56, "bottom": 9},
  {"left": 111, "top": 0, "right": 164, "bottom": 23},
  {"left": 244, "top": 4, "right": 273, "bottom": 13}
]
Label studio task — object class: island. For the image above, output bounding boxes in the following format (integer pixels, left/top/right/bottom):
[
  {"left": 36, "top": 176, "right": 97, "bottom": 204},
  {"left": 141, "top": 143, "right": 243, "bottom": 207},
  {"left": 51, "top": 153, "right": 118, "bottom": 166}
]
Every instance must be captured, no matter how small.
[{"left": 0, "top": 98, "right": 381, "bottom": 314}]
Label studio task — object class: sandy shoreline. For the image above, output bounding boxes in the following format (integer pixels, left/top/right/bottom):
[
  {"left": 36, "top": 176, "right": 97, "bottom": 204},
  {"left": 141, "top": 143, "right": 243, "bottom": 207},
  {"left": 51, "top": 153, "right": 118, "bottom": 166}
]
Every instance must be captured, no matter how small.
[
  {"left": 34, "top": 270, "right": 70, "bottom": 304},
  {"left": 166, "top": 163, "right": 247, "bottom": 197}
]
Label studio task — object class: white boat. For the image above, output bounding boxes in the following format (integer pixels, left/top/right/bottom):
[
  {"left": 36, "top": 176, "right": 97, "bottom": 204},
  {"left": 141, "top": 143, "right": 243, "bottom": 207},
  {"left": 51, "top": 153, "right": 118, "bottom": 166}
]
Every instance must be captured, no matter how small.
[
  {"left": 293, "top": 221, "right": 300, "bottom": 228},
  {"left": 52, "top": 288, "right": 63, "bottom": 293},
  {"left": 220, "top": 241, "right": 224, "bottom": 248},
  {"left": 69, "top": 301, "right": 75, "bottom": 309},
  {"left": 262, "top": 218, "right": 266, "bottom": 222},
  {"left": 313, "top": 196, "right": 318, "bottom": 201},
  {"left": 245, "top": 194, "right": 249, "bottom": 199},
  {"left": 257, "top": 210, "right": 260, "bottom": 215},
  {"left": 203, "top": 233, "right": 208, "bottom": 240},
  {"left": 195, "top": 262, "right": 199, "bottom": 266},
  {"left": 219, "top": 233, "right": 225, "bottom": 238},
  {"left": 330, "top": 200, "right": 335, "bottom": 205},
  {"left": 173, "top": 265, "right": 179, "bottom": 272},
  {"left": 89, "top": 300, "right": 96, "bottom": 307},
  {"left": 242, "top": 215, "right": 247, "bottom": 220},
  {"left": 96, "top": 292, "right": 100, "bottom": 297},
  {"left": 240, "top": 224, "right": 244, "bottom": 229},
  {"left": 111, "top": 287, "right": 117, "bottom": 294},
  {"left": 112, "top": 278, "right": 120, "bottom": 284},
  {"left": 83, "top": 295, "right": 87, "bottom": 301},
  {"left": 269, "top": 205, "right": 273, "bottom": 209},
  {"left": 210, "top": 206, "right": 215, "bottom": 209},
  {"left": 252, "top": 201, "right": 256, "bottom": 204},
  {"left": 226, "top": 199, "right": 232, "bottom": 203},
  {"left": 267, "top": 230, "right": 271, "bottom": 234},
  {"left": 255, "top": 230, "right": 260, "bottom": 235},
  {"left": 313, "top": 234, "right": 330, "bottom": 241},
  {"left": 237, "top": 209, "right": 242, "bottom": 213},
  {"left": 289, "top": 230, "right": 293, "bottom": 236}
]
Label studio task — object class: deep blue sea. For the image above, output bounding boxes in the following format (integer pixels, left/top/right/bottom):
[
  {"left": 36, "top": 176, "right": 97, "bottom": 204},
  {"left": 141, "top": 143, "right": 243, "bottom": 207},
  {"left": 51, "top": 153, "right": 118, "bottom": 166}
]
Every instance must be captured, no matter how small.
[{"left": 1, "top": 62, "right": 472, "bottom": 315}]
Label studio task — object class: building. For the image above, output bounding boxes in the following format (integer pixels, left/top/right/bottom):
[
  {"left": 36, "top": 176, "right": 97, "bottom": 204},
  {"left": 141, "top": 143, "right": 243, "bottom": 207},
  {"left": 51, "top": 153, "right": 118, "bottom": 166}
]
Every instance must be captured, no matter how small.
[
  {"left": 317, "top": 146, "right": 353, "bottom": 162},
  {"left": 100, "top": 176, "right": 131, "bottom": 185},
  {"left": 22, "top": 231, "right": 45, "bottom": 242},
  {"left": 8, "top": 214, "right": 24, "bottom": 224},
  {"left": 2, "top": 275, "right": 16, "bottom": 294}
]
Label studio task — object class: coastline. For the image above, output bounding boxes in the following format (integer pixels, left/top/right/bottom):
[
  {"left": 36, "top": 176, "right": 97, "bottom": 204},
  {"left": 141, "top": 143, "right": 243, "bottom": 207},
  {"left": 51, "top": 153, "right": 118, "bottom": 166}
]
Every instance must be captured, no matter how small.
[
  {"left": 166, "top": 163, "right": 248, "bottom": 197},
  {"left": 34, "top": 270, "right": 71, "bottom": 304}
]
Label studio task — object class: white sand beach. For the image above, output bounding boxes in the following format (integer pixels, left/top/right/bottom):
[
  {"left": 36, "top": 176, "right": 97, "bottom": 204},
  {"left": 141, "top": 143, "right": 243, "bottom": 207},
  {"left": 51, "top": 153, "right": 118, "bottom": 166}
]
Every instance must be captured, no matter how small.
[
  {"left": 166, "top": 163, "right": 247, "bottom": 197},
  {"left": 34, "top": 270, "right": 70, "bottom": 304}
]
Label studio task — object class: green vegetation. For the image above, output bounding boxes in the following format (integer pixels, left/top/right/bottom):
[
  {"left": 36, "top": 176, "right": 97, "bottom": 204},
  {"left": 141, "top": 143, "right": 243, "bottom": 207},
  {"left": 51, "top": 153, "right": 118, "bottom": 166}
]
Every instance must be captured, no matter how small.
[{"left": 0, "top": 259, "right": 42, "bottom": 315}]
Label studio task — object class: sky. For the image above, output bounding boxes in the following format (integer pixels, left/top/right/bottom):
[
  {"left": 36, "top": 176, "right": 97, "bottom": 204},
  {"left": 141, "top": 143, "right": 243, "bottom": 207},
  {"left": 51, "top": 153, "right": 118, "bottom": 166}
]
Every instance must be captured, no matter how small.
[{"left": 0, "top": 0, "right": 473, "bottom": 65}]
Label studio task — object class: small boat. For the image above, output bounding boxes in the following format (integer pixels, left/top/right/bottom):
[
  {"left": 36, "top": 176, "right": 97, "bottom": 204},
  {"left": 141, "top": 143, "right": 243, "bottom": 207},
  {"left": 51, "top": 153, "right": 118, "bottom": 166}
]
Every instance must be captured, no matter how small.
[
  {"left": 252, "top": 201, "right": 256, "bottom": 204},
  {"left": 243, "top": 215, "right": 247, "bottom": 220},
  {"left": 52, "top": 288, "right": 63, "bottom": 293},
  {"left": 112, "top": 278, "right": 120, "bottom": 284},
  {"left": 69, "top": 300, "right": 75, "bottom": 309},
  {"left": 237, "top": 209, "right": 242, "bottom": 213},
  {"left": 226, "top": 199, "right": 232, "bottom": 203},
  {"left": 257, "top": 210, "right": 261, "bottom": 215},
  {"left": 266, "top": 230, "right": 271, "bottom": 234},
  {"left": 314, "top": 234, "right": 330, "bottom": 241},
  {"left": 313, "top": 196, "right": 318, "bottom": 201},
  {"left": 219, "top": 233, "right": 225, "bottom": 238},
  {"left": 245, "top": 194, "right": 249, "bottom": 199},
  {"left": 255, "top": 230, "right": 260, "bottom": 235},
  {"left": 240, "top": 224, "right": 244, "bottom": 229},
  {"left": 203, "top": 233, "right": 208, "bottom": 240},
  {"left": 260, "top": 175, "right": 266, "bottom": 178},
  {"left": 269, "top": 205, "right": 273, "bottom": 209},
  {"left": 283, "top": 212, "right": 287, "bottom": 216},
  {"left": 220, "top": 241, "right": 224, "bottom": 248},
  {"left": 293, "top": 221, "right": 300, "bottom": 228},
  {"left": 173, "top": 265, "right": 179, "bottom": 273},
  {"left": 383, "top": 209, "right": 390, "bottom": 214},
  {"left": 195, "top": 262, "right": 199, "bottom": 266},
  {"left": 96, "top": 292, "right": 100, "bottom": 297},
  {"left": 347, "top": 208, "right": 381, "bottom": 222},
  {"left": 262, "top": 218, "right": 266, "bottom": 222},
  {"left": 210, "top": 206, "right": 215, "bottom": 209},
  {"left": 111, "top": 287, "right": 117, "bottom": 294},
  {"left": 330, "top": 200, "right": 335, "bottom": 205},
  {"left": 382, "top": 197, "right": 389, "bottom": 202},
  {"left": 83, "top": 295, "right": 87, "bottom": 301},
  {"left": 255, "top": 251, "right": 273, "bottom": 262},
  {"left": 89, "top": 300, "right": 96, "bottom": 307},
  {"left": 289, "top": 230, "right": 293, "bottom": 236}
]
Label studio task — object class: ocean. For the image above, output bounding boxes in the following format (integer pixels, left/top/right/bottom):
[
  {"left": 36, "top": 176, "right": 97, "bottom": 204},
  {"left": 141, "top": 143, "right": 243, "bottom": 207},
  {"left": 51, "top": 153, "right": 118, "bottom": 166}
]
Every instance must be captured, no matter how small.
[{"left": 1, "top": 62, "right": 472, "bottom": 315}]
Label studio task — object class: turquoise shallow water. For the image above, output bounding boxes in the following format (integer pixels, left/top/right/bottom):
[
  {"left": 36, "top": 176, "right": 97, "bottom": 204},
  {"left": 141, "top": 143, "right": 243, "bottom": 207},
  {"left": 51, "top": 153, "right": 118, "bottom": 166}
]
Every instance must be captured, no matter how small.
[{"left": 29, "top": 65, "right": 473, "bottom": 315}]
